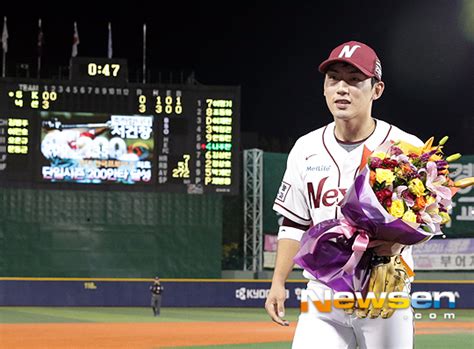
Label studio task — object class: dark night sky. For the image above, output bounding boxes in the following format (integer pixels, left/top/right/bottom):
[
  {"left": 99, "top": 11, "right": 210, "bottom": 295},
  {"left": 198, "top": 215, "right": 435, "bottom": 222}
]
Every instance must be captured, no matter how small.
[{"left": 1, "top": 1, "right": 473, "bottom": 153}]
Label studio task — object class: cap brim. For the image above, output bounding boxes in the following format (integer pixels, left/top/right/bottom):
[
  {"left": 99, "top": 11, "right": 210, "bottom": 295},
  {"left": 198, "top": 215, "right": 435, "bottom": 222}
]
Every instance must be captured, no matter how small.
[{"left": 318, "top": 58, "right": 375, "bottom": 78}]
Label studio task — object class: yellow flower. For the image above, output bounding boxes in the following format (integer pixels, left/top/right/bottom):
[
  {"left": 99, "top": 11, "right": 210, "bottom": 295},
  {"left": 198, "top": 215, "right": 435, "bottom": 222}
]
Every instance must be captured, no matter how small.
[
  {"left": 439, "top": 212, "right": 451, "bottom": 224},
  {"left": 396, "top": 137, "right": 439, "bottom": 157},
  {"left": 429, "top": 153, "right": 443, "bottom": 162},
  {"left": 422, "top": 137, "right": 434, "bottom": 152},
  {"left": 396, "top": 140, "right": 423, "bottom": 156},
  {"left": 427, "top": 206, "right": 439, "bottom": 215},
  {"left": 408, "top": 178, "right": 426, "bottom": 196},
  {"left": 402, "top": 209, "right": 417, "bottom": 223},
  {"left": 376, "top": 168, "right": 396, "bottom": 186},
  {"left": 426, "top": 195, "right": 436, "bottom": 206},
  {"left": 389, "top": 199, "right": 405, "bottom": 218},
  {"left": 372, "top": 152, "right": 387, "bottom": 160}
]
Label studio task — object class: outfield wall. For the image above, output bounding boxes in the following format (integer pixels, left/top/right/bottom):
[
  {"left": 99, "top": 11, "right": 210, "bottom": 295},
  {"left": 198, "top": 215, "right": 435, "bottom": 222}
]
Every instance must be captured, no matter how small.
[
  {"left": 1, "top": 278, "right": 472, "bottom": 308},
  {"left": 0, "top": 189, "right": 226, "bottom": 278}
]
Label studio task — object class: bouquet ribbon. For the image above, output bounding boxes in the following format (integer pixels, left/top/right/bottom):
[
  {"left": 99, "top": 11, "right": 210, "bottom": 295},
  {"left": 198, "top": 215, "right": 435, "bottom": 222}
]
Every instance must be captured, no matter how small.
[
  {"left": 294, "top": 218, "right": 373, "bottom": 294},
  {"left": 340, "top": 220, "right": 370, "bottom": 275}
]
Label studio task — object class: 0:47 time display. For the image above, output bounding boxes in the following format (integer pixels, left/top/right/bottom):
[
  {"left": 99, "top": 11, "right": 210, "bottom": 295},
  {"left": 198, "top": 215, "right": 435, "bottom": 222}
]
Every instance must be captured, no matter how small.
[{"left": 87, "top": 63, "right": 120, "bottom": 77}]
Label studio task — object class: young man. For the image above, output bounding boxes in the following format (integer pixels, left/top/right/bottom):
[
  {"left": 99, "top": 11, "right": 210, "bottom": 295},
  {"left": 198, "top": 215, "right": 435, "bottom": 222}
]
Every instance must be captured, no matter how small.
[{"left": 265, "top": 41, "right": 422, "bottom": 348}]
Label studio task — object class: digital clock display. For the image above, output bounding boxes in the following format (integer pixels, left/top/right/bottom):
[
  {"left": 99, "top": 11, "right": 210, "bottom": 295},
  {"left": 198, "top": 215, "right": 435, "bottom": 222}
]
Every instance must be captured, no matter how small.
[
  {"left": 70, "top": 57, "right": 128, "bottom": 82},
  {"left": 0, "top": 79, "right": 240, "bottom": 194},
  {"left": 87, "top": 63, "right": 121, "bottom": 77}
]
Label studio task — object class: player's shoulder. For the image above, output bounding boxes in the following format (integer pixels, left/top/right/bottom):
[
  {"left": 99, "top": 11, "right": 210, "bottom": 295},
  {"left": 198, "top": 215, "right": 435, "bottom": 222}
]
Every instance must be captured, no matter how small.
[
  {"left": 291, "top": 125, "right": 327, "bottom": 152},
  {"left": 386, "top": 122, "right": 424, "bottom": 147}
]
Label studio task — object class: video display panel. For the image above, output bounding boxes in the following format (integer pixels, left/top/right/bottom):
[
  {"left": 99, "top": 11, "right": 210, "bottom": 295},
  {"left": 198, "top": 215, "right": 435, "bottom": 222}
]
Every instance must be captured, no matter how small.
[{"left": 40, "top": 112, "right": 154, "bottom": 184}]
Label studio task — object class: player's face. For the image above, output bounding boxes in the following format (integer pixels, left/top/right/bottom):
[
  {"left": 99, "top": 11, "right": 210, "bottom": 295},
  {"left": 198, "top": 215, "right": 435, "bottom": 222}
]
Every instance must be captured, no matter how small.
[{"left": 323, "top": 63, "right": 384, "bottom": 122}]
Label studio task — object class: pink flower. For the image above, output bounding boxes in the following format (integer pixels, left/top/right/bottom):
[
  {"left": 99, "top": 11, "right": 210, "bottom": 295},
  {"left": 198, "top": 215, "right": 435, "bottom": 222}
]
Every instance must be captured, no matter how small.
[
  {"left": 390, "top": 146, "right": 403, "bottom": 156},
  {"left": 425, "top": 161, "right": 452, "bottom": 207},
  {"left": 394, "top": 185, "right": 416, "bottom": 207},
  {"left": 369, "top": 157, "right": 383, "bottom": 169}
]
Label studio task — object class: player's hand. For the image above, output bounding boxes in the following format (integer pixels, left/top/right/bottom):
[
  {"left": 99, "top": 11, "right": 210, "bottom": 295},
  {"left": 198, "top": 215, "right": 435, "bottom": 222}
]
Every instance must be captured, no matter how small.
[
  {"left": 265, "top": 283, "right": 289, "bottom": 326},
  {"left": 368, "top": 240, "right": 404, "bottom": 256}
]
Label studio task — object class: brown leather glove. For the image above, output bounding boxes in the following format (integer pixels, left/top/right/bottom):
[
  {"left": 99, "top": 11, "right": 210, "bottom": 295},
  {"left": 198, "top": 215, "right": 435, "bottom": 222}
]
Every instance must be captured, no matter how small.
[{"left": 345, "top": 255, "right": 413, "bottom": 319}]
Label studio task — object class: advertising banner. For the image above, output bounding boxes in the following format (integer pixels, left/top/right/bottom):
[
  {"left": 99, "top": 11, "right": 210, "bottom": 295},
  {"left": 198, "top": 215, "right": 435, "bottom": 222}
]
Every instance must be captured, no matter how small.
[
  {"left": 1, "top": 279, "right": 472, "bottom": 309},
  {"left": 413, "top": 238, "right": 474, "bottom": 270}
]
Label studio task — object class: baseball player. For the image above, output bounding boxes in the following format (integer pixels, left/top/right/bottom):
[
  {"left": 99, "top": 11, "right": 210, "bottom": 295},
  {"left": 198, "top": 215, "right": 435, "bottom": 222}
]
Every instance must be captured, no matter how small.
[
  {"left": 150, "top": 276, "right": 164, "bottom": 316},
  {"left": 265, "top": 41, "right": 422, "bottom": 348}
]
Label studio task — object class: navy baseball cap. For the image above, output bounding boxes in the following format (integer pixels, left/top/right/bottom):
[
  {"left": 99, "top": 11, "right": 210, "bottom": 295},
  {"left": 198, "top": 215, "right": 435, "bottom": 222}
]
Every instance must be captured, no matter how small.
[{"left": 318, "top": 41, "right": 382, "bottom": 80}]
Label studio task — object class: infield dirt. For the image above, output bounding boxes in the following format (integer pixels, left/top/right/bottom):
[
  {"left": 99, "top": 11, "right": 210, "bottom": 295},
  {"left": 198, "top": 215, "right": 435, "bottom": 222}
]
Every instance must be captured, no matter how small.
[{"left": 1, "top": 321, "right": 472, "bottom": 348}]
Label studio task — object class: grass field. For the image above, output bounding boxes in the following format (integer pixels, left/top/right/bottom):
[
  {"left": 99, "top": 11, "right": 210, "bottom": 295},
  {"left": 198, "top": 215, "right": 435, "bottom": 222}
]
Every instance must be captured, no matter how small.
[{"left": 0, "top": 307, "right": 473, "bottom": 348}]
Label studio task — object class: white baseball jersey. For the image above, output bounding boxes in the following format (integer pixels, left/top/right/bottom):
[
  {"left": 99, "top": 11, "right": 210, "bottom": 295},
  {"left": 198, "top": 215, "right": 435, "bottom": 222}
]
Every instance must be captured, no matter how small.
[{"left": 273, "top": 118, "right": 423, "bottom": 281}]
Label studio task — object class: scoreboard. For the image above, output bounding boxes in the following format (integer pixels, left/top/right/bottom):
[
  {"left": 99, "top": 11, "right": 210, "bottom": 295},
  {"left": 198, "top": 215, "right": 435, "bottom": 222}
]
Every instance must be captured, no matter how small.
[{"left": 0, "top": 63, "right": 240, "bottom": 194}]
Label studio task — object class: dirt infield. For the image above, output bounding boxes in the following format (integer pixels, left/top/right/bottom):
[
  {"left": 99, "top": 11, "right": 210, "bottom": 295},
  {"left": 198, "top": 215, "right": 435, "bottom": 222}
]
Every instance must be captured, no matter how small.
[
  {"left": 415, "top": 321, "right": 474, "bottom": 335},
  {"left": 1, "top": 321, "right": 472, "bottom": 348},
  {"left": 0, "top": 322, "right": 294, "bottom": 348}
]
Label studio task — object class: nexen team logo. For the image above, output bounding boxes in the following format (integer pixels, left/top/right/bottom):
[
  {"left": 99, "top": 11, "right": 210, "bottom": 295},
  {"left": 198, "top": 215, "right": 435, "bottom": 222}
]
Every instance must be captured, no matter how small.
[
  {"left": 235, "top": 287, "right": 289, "bottom": 301},
  {"left": 338, "top": 44, "right": 361, "bottom": 58},
  {"left": 307, "top": 177, "right": 347, "bottom": 208}
]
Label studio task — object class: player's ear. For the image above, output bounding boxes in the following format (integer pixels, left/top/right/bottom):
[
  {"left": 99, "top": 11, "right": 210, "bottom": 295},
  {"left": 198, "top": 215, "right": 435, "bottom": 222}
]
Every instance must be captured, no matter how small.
[
  {"left": 323, "top": 75, "right": 330, "bottom": 97},
  {"left": 372, "top": 81, "right": 385, "bottom": 101}
]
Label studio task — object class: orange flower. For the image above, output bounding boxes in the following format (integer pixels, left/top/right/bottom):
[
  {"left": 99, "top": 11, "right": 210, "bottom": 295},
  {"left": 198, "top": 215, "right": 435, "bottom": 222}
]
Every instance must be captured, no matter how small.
[
  {"left": 413, "top": 196, "right": 427, "bottom": 211},
  {"left": 400, "top": 163, "right": 414, "bottom": 175},
  {"left": 438, "top": 168, "right": 449, "bottom": 175},
  {"left": 370, "top": 170, "right": 376, "bottom": 186}
]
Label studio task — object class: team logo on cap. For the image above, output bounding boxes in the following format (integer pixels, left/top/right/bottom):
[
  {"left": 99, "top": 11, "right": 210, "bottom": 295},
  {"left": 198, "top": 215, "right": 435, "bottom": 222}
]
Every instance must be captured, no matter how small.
[{"left": 338, "top": 44, "right": 361, "bottom": 58}]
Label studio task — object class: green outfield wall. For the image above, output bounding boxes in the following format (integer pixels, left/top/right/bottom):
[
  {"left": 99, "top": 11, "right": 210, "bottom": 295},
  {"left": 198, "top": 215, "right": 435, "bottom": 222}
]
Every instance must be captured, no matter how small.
[{"left": 0, "top": 188, "right": 223, "bottom": 278}]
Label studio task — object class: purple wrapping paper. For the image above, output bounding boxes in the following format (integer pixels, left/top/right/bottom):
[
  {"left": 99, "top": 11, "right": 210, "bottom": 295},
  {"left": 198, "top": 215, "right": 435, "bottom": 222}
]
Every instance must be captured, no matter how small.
[{"left": 293, "top": 167, "right": 437, "bottom": 293}]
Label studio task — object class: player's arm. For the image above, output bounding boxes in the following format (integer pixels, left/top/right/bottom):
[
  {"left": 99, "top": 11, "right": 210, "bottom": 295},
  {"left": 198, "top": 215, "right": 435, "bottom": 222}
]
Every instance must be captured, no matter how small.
[{"left": 265, "top": 218, "right": 309, "bottom": 326}]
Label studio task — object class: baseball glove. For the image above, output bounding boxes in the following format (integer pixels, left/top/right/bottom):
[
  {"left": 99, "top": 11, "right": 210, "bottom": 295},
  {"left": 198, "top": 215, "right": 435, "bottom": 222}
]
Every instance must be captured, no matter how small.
[
  {"left": 343, "top": 255, "right": 413, "bottom": 319},
  {"left": 355, "top": 255, "right": 412, "bottom": 319}
]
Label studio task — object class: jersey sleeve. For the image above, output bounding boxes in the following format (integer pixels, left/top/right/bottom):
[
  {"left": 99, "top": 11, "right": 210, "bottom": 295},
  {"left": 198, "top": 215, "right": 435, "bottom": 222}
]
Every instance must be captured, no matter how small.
[
  {"left": 272, "top": 140, "right": 312, "bottom": 226},
  {"left": 277, "top": 217, "right": 310, "bottom": 241}
]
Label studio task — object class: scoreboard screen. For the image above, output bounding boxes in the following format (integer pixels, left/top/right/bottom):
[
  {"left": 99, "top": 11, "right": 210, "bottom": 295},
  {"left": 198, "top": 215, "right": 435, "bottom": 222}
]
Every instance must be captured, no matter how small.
[{"left": 0, "top": 77, "right": 240, "bottom": 194}]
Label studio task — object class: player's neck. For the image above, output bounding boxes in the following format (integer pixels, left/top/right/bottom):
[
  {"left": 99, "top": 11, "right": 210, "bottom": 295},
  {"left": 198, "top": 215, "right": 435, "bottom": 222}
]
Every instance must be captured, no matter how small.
[{"left": 334, "top": 116, "right": 376, "bottom": 143}]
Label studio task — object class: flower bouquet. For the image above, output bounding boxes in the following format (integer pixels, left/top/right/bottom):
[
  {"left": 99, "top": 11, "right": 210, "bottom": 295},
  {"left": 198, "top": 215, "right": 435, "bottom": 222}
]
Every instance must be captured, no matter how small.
[{"left": 293, "top": 136, "right": 474, "bottom": 294}]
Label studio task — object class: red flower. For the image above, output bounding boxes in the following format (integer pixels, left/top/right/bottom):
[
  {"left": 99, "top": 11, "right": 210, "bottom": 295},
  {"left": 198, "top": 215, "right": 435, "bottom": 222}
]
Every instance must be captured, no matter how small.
[
  {"left": 382, "top": 158, "right": 398, "bottom": 169},
  {"left": 416, "top": 212, "right": 424, "bottom": 224},
  {"left": 375, "top": 189, "right": 392, "bottom": 205}
]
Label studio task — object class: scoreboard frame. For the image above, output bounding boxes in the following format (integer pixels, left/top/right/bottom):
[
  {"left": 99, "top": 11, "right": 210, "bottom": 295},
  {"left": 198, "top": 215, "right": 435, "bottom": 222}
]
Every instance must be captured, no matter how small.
[{"left": 0, "top": 76, "right": 241, "bottom": 195}]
